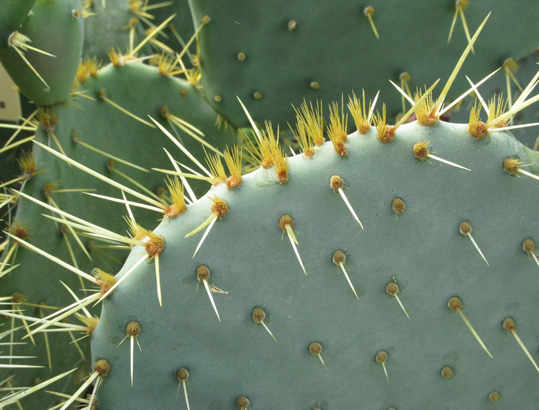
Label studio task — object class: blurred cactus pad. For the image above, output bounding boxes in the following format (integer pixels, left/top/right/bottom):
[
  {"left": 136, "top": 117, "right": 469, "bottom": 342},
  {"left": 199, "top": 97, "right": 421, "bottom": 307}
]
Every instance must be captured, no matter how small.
[
  {"left": 190, "top": 0, "right": 539, "bottom": 127},
  {"left": 0, "top": 0, "right": 538, "bottom": 409}
]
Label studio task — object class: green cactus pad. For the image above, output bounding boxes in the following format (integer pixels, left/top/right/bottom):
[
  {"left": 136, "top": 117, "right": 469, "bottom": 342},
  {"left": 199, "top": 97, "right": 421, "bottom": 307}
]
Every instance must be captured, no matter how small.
[
  {"left": 0, "top": 0, "right": 84, "bottom": 106},
  {"left": 91, "top": 119, "right": 539, "bottom": 408},
  {"left": 189, "top": 0, "right": 539, "bottom": 128},
  {"left": 0, "top": 0, "right": 36, "bottom": 50}
]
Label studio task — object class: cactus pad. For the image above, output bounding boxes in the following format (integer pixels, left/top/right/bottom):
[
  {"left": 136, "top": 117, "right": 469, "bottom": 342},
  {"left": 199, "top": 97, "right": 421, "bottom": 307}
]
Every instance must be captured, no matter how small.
[{"left": 91, "top": 116, "right": 539, "bottom": 408}]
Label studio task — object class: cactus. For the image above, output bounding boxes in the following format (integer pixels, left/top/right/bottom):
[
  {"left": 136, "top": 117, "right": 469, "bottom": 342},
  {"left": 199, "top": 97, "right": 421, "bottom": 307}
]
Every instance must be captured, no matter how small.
[
  {"left": 21, "top": 84, "right": 537, "bottom": 408},
  {"left": 449, "top": 51, "right": 539, "bottom": 149},
  {"left": 0, "top": 0, "right": 36, "bottom": 50},
  {"left": 0, "top": 1, "right": 538, "bottom": 408},
  {"left": 0, "top": 0, "right": 84, "bottom": 106},
  {"left": 0, "top": 2, "right": 231, "bottom": 406},
  {"left": 190, "top": 0, "right": 539, "bottom": 127},
  {"left": 6, "top": 72, "right": 539, "bottom": 408},
  {"left": 0, "top": 59, "right": 236, "bottom": 407},
  {"left": 87, "top": 86, "right": 539, "bottom": 408}
]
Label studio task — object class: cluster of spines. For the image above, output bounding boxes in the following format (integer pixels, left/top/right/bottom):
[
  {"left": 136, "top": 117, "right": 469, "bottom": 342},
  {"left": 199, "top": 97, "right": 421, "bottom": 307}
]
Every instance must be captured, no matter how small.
[{"left": 4, "top": 69, "right": 539, "bottom": 303}]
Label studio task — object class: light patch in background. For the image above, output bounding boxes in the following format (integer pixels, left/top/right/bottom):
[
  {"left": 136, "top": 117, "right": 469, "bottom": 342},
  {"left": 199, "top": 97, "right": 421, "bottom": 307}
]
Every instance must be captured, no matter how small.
[{"left": 0, "top": 63, "right": 22, "bottom": 122}]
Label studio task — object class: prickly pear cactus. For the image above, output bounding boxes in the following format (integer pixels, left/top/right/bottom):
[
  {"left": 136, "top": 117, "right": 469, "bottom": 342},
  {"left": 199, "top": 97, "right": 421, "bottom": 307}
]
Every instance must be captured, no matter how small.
[
  {"left": 0, "top": 0, "right": 84, "bottom": 106},
  {"left": 90, "top": 113, "right": 539, "bottom": 408},
  {"left": 190, "top": 0, "right": 539, "bottom": 127},
  {"left": 1, "top": 1, "right": 538, "bottom": 408}
]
